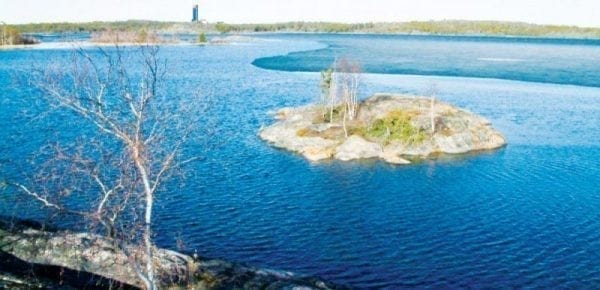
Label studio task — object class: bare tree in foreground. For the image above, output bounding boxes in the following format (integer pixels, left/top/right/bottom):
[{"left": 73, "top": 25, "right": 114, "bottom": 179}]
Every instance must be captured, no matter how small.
[{"left": 6, "top": 41, "right": 207, "bottom": 289}]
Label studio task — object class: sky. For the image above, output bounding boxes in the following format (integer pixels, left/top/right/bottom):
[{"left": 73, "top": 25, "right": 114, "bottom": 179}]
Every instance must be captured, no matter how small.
[{"left": 1, "top": 0, "right": 599, "bottom": 27}]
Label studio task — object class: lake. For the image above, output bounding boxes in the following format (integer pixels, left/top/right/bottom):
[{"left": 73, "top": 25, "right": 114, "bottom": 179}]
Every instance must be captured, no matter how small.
[{"left": 1, "top": 34, "right": 599, "bottom": 288}]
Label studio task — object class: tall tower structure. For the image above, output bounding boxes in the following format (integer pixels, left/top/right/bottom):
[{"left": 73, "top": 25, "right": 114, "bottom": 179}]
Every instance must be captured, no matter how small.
[{"left": 192, "top": 4, "right": 199, "bottom": 22}]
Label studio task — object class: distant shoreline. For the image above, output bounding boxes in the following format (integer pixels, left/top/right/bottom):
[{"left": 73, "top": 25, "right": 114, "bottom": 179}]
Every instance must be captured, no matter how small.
[
  {"left": 229, "top": 31, "right": 600, "bottom": 42},
  {"left": 10, "top": 20, "right": 600, "bottom": 40},
  {"left": 21, "top": 31, "right": 600, "bottom": 45}
]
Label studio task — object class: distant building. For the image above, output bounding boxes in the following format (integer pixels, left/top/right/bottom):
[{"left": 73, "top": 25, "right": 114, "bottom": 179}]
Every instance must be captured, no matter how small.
[{"left": 192, "top": 4, "right": 199, "bottom": 22}]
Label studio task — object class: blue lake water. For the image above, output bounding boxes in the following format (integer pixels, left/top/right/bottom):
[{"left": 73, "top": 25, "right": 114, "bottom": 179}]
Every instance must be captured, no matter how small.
[
  {"left": 254, "top": 34, "right": 600, "bottom": 88},
  {"left": 1, "top": 34, "right": 600, "bottom": 288}
]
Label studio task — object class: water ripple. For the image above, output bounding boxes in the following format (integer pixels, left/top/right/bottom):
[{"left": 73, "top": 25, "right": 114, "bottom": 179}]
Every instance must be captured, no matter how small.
[{"left": 1, "top": 36, "right": 599, "bottom": 288}]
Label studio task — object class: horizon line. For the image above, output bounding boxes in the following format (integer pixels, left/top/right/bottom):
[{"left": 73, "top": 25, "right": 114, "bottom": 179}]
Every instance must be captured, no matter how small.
[{"left": 7, "top": 19, "right": 600, "bottom": 29}]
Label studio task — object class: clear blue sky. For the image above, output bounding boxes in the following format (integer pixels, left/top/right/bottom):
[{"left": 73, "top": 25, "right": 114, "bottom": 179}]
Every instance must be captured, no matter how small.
[{"left": 1, "top": 0, "right": 599, "bottom": 27}]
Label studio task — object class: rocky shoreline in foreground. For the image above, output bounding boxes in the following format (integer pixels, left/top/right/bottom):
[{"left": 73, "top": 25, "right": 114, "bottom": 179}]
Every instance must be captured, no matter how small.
[
  {"left": 260, "top": 94, "right": 506, "bottom": 164},
  {"left": 0, "top": 217, "right": 347, "bottom": 289}
]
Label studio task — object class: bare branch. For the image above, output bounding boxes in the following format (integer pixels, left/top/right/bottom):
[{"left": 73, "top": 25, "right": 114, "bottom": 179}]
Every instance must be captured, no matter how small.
[{"left": 13, "top": 183, "right": 62, "bottom": 210}]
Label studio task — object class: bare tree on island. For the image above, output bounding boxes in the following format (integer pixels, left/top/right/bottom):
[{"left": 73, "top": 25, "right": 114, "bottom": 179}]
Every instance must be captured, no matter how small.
[
  {"left": 335, "top": 58, "right": 361, "bottom": 137},
  {"left": 320, "top": 57, "right": 362, "bottom": 137},
  {"left": 5, "top": 42, "right": 209, "bottom": 289},
  {"left": 425, "top": 83, "right": 439, "bottom": 135},
  {"left": 336, "top": 58, "right": 361, "bottom": 121},
  {"left": 319, "top": 67, "right": 334, "bottom": 120}
]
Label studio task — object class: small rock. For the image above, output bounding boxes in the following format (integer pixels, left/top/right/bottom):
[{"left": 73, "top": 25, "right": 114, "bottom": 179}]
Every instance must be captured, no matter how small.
[
  {"left": 302, "top": 146, "right": 334, "bottom": 161},
  {"left": 380, "top": 151, "right": 411, "bottom": 165},
  {"left": 275, "top": 108, "right": 293, "bottom": 120}
]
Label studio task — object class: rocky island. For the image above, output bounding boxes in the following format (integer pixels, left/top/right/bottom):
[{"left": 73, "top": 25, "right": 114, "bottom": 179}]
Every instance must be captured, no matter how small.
[{"left": 260, "top": 94, "right": 506, "bottom": 164}]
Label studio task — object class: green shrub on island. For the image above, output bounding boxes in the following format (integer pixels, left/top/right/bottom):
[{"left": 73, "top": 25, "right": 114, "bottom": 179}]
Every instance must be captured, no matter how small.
[
  {"left": 198, "top": 32, "right": 207, "bottom": 43},
  {"left": 305, "top": 108, "right": 427, "bottom": 145},
  {"left": 362, "top": 110, "right": 427, "bottom": 145}
]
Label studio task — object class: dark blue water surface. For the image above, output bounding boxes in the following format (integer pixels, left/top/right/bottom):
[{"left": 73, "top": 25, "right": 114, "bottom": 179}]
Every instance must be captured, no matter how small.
[{"left": 1, "top": 34, "right": 600, "bottom": 288}]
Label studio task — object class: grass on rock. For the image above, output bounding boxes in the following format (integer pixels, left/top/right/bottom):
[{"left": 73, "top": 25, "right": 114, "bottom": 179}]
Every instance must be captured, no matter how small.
[
  {"left": 359, "top": 110, "right": 427, "bottom": 145},
  {"left": 300, "top": 108, "right": 428, "bottom": 145}
]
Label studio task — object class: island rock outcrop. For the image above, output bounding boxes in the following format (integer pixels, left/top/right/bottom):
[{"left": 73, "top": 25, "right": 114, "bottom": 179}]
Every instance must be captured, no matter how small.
[{"left": 260, "top": 94, "right": 506, "bottom": 164}]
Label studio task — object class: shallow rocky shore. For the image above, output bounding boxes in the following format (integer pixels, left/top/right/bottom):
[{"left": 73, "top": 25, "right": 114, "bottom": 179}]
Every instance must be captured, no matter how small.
[
  {"left": 260, "top": 94, "right": 506, "bottom": 164},
  {"left": 0, "top": 217, "right": 347, "bottom": 289}
]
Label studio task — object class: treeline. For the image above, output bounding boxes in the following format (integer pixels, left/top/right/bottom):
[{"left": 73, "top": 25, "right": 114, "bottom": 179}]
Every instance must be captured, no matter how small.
[
  {"left": 13, "top": 20, "right": 178, "bottom": 33},
  {"left": 379, "top": 21, "right": 600, "bottom": 37},
  {"left": 11, "top": 20, "right": 600, "bottom": 38},
  {"left": 214, "top": 22, "right": 368, "bottom": 33},
  {"left": 215, "top": 21, "right": 600, "bottom": 37}
]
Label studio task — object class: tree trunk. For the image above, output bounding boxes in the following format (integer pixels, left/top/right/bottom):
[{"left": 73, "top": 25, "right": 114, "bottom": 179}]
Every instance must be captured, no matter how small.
[
  {"left": 133, "top": 145, "right": 157, "bottom": 290},
  {"left": 143, "top": 205, "right": 156, "bottom": 290},
  {"left": 430, "top": 96, "right": 436, "bottom": 135},
  {"left": 342, "top": 106, "right": 348, "bottom": 138},
  {"left": 329, "top": 75, "right": 335, "bottom": 124}
]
